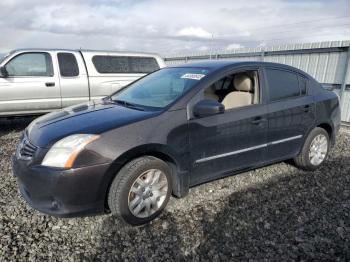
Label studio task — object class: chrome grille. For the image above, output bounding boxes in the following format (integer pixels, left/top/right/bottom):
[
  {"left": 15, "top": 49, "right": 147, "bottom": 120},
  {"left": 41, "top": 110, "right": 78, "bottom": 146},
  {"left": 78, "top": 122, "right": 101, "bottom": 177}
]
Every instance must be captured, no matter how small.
[{"left": 18, "top": 137, "right": 37, "bottom": 160}]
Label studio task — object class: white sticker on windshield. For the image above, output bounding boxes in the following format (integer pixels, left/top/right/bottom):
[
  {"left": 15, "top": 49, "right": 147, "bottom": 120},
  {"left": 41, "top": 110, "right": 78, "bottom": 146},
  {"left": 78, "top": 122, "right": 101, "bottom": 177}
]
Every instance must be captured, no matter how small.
[{"left": 181, "top": 73, "right": 206, "bottom": 80}]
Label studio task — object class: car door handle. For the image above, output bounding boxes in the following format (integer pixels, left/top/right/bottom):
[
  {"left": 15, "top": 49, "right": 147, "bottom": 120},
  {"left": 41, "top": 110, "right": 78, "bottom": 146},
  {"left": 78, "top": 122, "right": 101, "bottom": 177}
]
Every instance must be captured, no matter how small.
[
  {"left": 303, "top": 105, "right": 311, "bottom": 112},
  {"left": 45, "top": 82, "right": 55, "bottom": 87},
  {"left": 251, "top": 117, "right": 267, "bottom": 125}
]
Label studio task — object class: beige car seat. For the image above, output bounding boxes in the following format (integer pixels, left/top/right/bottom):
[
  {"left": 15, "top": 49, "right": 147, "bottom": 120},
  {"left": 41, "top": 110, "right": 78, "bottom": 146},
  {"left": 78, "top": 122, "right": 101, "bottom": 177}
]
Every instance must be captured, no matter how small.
[
  {"left": 222, "top": 74, "right": 254, "bottom": 109},
  {"left": 204, "top": 84, "right": 220, "bottom": 101}
]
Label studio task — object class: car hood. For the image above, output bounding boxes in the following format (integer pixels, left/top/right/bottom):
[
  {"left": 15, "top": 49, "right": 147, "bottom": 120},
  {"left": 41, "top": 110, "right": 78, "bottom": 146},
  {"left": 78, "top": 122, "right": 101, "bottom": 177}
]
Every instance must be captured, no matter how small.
[{"left": 27, "top": 99, "right": 160, "bottom": 148}]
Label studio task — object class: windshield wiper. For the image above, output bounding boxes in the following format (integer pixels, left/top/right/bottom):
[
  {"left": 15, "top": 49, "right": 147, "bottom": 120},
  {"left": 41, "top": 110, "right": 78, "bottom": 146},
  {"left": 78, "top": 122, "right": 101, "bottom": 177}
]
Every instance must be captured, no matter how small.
[{"left": 111, "top": 99, "right": 145, "bottom": 111}]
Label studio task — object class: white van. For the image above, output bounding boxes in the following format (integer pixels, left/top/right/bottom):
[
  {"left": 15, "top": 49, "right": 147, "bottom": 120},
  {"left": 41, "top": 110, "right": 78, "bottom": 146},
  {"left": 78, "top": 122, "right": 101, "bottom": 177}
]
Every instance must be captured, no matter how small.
[{"left": 0, "top": 49, "right": 166, "bottom": 116}]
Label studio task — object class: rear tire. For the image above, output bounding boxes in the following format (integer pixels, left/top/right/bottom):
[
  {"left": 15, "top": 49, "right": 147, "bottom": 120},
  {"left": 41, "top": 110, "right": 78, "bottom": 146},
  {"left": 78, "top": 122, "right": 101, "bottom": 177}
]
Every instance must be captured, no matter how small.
[
  {"left": 108, "top": 156, "right": 172, "bottom": 226},
  {"left": 293, "top": 127, "right": 330, "bottom": 171}
]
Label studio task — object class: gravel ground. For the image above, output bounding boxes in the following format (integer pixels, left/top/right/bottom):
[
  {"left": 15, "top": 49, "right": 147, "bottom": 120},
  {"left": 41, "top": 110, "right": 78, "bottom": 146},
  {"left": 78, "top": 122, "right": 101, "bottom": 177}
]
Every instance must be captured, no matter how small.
[{"left": 0, "top": 117, "right": 349, "bottom": 261}]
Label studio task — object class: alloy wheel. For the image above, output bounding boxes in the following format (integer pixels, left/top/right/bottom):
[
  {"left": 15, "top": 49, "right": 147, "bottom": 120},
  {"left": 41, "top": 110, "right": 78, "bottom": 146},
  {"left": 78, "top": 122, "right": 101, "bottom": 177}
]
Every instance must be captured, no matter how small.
[
  {"left": 128, "top": 169, "right": 169, "bottom": 218},
  {"left": 309, "top": 134, "right": 328, "bottom": 166}
]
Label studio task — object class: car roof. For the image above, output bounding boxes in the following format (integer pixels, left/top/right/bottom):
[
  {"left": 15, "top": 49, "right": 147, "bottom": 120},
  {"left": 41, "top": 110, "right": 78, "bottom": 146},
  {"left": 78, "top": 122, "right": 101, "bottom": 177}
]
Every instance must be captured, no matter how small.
[
  {"left": 169, "top": 60, "right": 243, "bottom": 69},
  {"left": 169, "top": 60, "right": 307, "bottom": 75}
]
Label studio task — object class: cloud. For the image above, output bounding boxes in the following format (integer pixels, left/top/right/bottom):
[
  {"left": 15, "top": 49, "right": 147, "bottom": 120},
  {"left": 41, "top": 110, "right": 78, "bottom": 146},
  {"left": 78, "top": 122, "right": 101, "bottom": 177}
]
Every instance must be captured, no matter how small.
[
  {"left": 177, "top": 27, "right": 212, "bottom": 39},
  {"left": 226, "top": 43, "right": 244, "bottom": 50},
  {"left": 0, "top": 0, "right": 349, "bottom": 56},
  {"left": 197, "top": 46, "right": 210, "bottom": 52}
]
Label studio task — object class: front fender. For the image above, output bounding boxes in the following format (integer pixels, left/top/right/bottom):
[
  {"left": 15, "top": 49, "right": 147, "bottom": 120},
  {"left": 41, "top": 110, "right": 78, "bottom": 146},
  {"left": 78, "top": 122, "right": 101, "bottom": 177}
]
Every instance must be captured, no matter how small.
[{"left": 99, "top": 143, "right": 190, "bottom": 208}]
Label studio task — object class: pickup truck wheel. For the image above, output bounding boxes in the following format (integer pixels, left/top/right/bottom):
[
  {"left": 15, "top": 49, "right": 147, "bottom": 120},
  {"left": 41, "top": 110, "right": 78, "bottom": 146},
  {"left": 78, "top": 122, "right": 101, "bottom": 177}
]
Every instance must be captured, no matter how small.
[
  {"left": 107, "top": 156, "right": 172, "bottom": 226},
  {"left": 293, "top": 127, "right": 330, "bottom": 171}
]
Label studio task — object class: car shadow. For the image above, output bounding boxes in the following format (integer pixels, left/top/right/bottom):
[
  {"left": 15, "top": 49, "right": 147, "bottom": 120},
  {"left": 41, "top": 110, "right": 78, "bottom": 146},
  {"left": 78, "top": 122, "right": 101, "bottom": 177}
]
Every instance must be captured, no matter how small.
[
  {"left": 191, "top": 155, "right": 350, "bottom": 260},
  {"left": 0, "top": 116, "right": 37, "bottom": 137},
  {"left": 95, "top": 155, "right": 350, "bottom": 260},
  {"left": 94, "top": 210, "right": 185, "bottom": 261}
]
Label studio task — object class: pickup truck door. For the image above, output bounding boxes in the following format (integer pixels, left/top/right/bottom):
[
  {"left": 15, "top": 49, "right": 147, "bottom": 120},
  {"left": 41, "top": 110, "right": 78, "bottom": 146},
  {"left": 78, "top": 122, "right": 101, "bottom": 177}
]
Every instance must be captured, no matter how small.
[
  {"left": 0, "top": 52, "right": 61, "bottom": 115},
  {"left": 56, "top": 51, "right": 89, "bottom": 108}
]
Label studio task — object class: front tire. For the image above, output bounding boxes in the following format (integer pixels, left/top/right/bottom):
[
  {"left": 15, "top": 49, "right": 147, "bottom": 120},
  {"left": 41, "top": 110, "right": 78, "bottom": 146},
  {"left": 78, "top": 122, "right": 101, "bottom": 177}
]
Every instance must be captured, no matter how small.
[
  {"left": 293, "top": 127, "right": 330, "bottom": 171},
  {"left": 108, "top": 156, "right": 172, "bottom": 226}
]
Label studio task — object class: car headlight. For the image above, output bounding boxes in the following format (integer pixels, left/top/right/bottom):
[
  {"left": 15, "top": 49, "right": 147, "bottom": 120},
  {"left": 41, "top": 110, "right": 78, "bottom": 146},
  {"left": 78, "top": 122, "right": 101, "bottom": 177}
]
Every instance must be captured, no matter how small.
[{"left": 42, "top": 134, "right": 100, "bottom": 169}]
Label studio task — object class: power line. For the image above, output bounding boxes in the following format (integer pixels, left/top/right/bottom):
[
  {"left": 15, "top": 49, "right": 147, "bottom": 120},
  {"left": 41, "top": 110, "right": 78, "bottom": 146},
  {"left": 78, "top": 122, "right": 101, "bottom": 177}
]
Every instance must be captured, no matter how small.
[
  {"left": 210, "top": 31, "right": 350, "bottom": 48},
  {"left": 209, "top": 23, "right": 350, "bottom": 48},
  {"left": 205, "top": 28, "right": 350, "bottom": 50},
  {"left": 237, "top": 15, "right": 350, "bottom": 32},
  {"left": 217, "top": 21, "right": 350, "bottom": 38},
  {"left": 175, "top": 16, "right": 350, "bottom": 53}
]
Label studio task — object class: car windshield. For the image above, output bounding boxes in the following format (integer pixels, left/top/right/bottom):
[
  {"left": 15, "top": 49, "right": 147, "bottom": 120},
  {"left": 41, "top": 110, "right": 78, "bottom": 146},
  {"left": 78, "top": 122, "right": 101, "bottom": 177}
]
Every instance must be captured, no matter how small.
[{"left": 110, "top": 67, "right": 210, "bottom": 109}]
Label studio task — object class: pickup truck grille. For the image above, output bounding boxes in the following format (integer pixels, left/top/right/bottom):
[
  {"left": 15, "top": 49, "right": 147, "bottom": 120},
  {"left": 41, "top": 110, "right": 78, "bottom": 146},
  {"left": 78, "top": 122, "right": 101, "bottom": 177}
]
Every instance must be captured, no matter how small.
[{"left": 17, "top": 137, "right": 37, "bottom": 160}]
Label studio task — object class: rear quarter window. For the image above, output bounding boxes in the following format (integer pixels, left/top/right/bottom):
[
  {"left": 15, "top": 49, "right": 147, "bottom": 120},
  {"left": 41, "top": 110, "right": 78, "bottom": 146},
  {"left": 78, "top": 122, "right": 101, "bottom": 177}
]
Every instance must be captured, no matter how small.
[
  {"left": 298, "top": 75, "right": 308, "bottom": 95},
  {"left": 265, "top": 68, "right": 300, "bottom": 102},
  {"left": 92, "top": 56, "right": 159, "bottom": 74}
]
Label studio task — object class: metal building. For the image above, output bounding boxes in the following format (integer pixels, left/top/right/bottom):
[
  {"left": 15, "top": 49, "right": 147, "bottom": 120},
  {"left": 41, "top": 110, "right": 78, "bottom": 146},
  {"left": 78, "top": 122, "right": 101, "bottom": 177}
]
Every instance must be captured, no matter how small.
[{"left": 164, "top": 40, "right": 350, "bottom": 124}]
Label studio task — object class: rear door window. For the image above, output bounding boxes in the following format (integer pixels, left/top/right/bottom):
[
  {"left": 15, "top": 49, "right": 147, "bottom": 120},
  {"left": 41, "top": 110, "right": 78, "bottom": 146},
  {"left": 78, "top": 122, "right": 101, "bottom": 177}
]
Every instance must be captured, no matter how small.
[
  {"left": 92, "top": 56, "right": 159, "bottom": 74},
  {"left": 57, "top": 53, "right": 79, "bottom": 77},
  {"left": 265, "top": 68, "right": 300, "bottom": 102},
  {"left": 5, "top": 52, "right": 53, "bottom": 77}
]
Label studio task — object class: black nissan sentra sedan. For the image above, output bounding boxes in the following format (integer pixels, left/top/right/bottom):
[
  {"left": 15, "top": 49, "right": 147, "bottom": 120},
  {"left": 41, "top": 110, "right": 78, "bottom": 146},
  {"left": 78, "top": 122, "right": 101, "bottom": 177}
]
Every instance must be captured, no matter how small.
[{"left": 12, "top": 61, "right": 341, "bottom": 225}]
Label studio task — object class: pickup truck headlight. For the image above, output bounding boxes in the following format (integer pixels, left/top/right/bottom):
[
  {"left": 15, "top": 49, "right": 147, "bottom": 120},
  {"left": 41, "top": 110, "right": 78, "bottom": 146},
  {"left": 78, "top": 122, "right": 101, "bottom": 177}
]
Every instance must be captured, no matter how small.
[{"left": 42, "top": 134, "right": 100, "bottom": 169}]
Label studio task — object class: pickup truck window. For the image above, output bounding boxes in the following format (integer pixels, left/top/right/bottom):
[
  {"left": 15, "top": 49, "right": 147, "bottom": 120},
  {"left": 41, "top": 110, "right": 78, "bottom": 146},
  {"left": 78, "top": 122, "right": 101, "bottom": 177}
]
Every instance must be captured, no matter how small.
[
  {"left": 92, "top": 56, "right": 159, "bottom": 74},
  {"left": 265, "top": 68, "right": 300, "bottom": 102},
  {"left": 129, "top": 57, "right": 160, "bottom": 73},
  {"left": 58, "top": 53, "right": 79, "bottom": 77},
  {"left": 5, "top": 52, "right": 53, "bottom": 77},
  {"left": 0, "top": 54, "right": 7, "bottom": 64}
]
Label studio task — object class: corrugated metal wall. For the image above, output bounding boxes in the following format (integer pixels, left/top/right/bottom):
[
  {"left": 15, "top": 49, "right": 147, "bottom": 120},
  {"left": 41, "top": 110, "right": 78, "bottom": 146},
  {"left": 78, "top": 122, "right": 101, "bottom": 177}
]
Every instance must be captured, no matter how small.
[{"left": 164, "top": 40, "right": 350, "bottom": 123}]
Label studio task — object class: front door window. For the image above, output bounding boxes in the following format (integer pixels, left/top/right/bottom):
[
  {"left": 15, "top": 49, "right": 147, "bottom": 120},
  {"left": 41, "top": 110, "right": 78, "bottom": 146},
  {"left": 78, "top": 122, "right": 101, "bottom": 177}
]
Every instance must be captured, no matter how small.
[{"left": 5, "top": 53, "right": 53, "bottom": 77}]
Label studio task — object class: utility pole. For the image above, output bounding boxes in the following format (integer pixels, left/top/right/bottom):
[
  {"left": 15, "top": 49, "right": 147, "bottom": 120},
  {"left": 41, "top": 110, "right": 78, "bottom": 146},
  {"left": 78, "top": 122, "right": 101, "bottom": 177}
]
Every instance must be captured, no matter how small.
[
  {"left": 340, "top": 45, "right": 350, "bottom": 107},
  {"left": 209, "top": 34, "right": 214, "bottom": 60}
]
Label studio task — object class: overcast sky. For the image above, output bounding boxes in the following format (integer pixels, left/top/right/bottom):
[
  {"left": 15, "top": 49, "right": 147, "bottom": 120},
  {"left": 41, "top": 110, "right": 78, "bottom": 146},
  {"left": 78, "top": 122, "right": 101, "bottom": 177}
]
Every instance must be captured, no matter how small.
[{"left": 0, "top": 0, "right": 349, "bottom": 56}]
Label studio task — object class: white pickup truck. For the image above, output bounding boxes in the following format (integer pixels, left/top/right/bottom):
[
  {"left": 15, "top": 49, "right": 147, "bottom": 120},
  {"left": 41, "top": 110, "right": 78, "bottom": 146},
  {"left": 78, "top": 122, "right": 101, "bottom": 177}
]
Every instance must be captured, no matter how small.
[{"left": 0, "top": 49, "right": 165, "bottom": 116}]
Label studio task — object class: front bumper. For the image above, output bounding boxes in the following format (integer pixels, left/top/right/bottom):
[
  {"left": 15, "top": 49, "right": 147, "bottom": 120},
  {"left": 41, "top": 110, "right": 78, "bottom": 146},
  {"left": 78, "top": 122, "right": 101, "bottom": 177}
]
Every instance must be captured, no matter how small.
[{"left": 12, "top": 156, "right": 111, "bottom": 218}]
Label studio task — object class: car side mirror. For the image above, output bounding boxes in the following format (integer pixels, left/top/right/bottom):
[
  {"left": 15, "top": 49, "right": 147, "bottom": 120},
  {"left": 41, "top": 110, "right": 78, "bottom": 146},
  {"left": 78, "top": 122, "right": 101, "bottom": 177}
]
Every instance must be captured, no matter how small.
[
  {"left": 193, "top": 99, "right": 225, "bottom": 118},
  {"left": 0, "top": 66, "right": 8, "bottom": 78}
]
